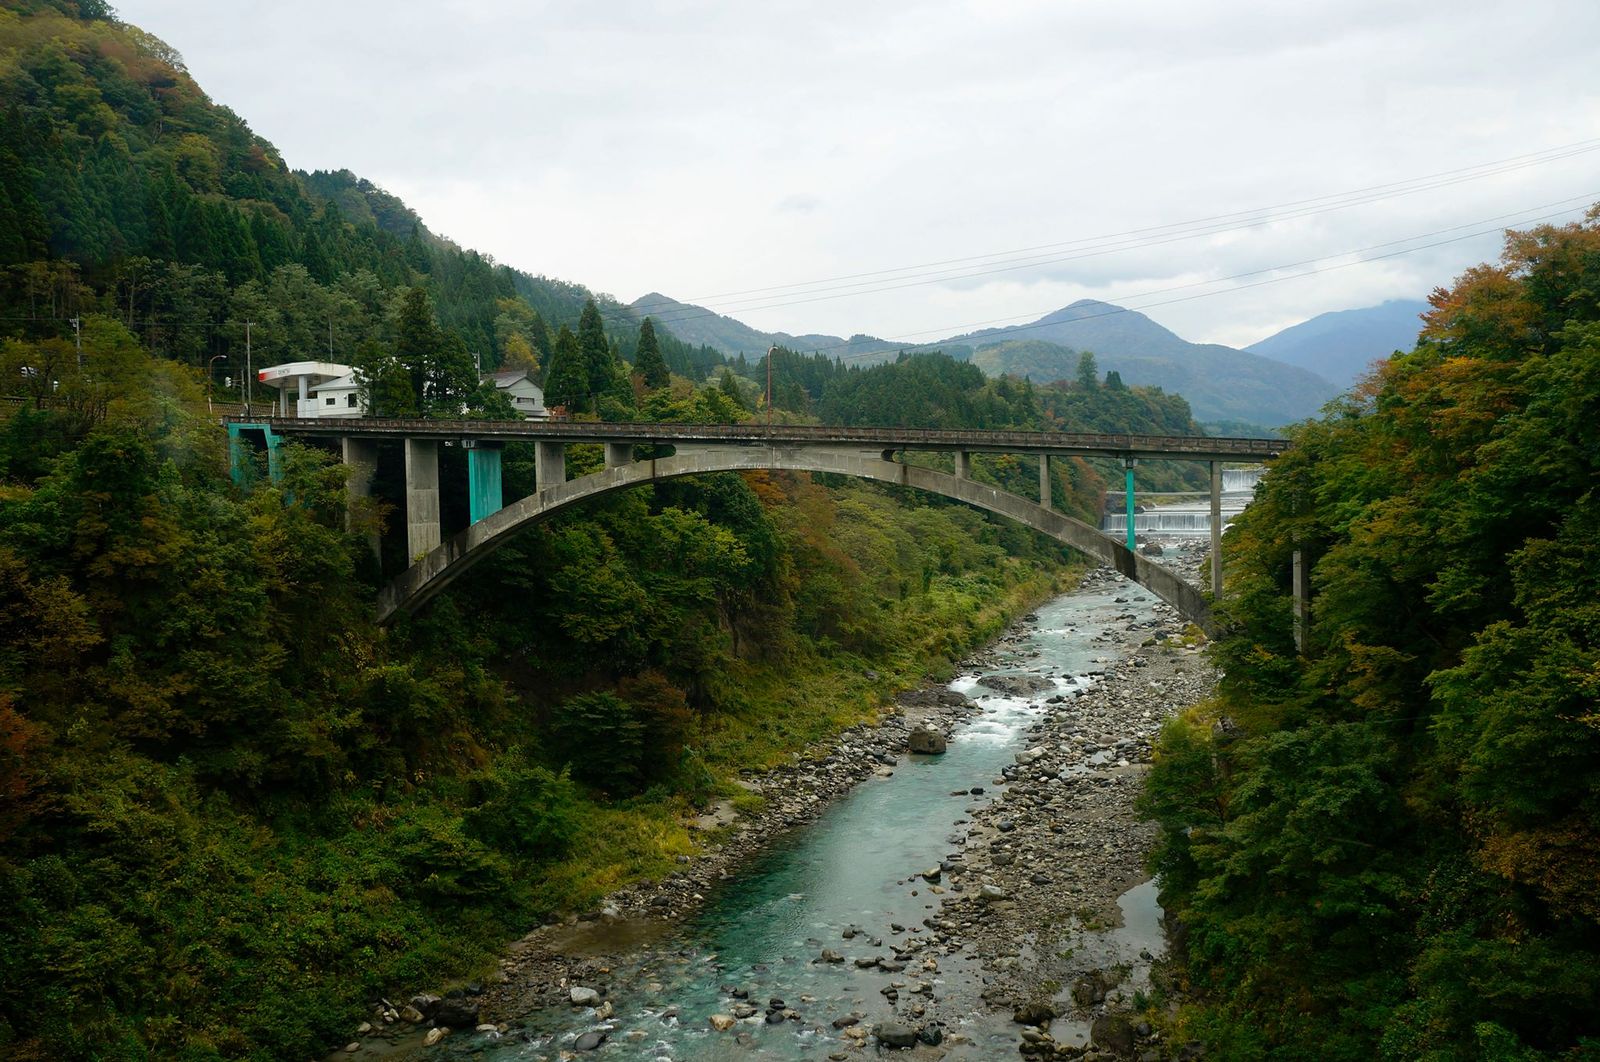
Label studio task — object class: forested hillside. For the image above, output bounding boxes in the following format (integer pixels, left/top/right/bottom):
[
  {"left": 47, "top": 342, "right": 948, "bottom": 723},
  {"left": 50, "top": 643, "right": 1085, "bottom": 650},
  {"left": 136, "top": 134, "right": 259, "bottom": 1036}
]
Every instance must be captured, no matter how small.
[
  {"left": 1141, "top": 213, "right": 1600, "bottom": 1058},
  {"left": 0, "top": 0, "right": 723, "bottom": 385},
  {"left": 750, "top": 347, "right": 1212, "bottom": 507},
  {"left": 0, "top": 4, "right": 1204, "bottom": 1059}
]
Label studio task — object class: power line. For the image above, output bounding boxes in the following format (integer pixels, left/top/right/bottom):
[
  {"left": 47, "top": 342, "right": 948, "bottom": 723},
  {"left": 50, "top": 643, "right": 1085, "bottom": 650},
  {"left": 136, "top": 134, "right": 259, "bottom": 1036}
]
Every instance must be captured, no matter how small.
[
  {"left": 621, "top": 194, "right": 1596, "bottom": 360},
  {"left": 802, "top": 199, "right": 1594, "bottom": 359},
  {"left": 644, "top": 188, "right": 1595, "bottom": 331},
  {"left": 630, "top": 137, "right": 1600, "bottom": 318}
]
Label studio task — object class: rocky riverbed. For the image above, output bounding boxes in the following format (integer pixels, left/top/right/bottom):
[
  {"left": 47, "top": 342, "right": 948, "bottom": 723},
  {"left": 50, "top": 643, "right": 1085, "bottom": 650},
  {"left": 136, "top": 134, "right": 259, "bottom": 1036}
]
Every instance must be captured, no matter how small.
[
  {"left": 332, "top": 543, "right": 1217, "bottom": 1060},
  {"left": 938, "top": 557, "right": 1214, "bottom": 1060}
]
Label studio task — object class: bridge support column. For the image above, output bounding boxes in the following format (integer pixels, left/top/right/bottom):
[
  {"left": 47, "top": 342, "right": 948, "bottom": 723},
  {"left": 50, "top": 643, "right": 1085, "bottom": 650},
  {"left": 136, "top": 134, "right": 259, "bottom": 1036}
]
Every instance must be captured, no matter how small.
[
  {"left": 404, "top": 438, "right": 441, "bottom": 561},
  {"left": 1038, "top": 454, "right": 1052, "bottom": 510},
  {"left": 535, "top": 440, "right": 565, "bottom": 492},
  {"left": 341, "top": 437, "right": 381, "bottom": 560},
  {"left": 1124, "top": 458, "right": 1137, "bottom": 550},
  {"left": 466, "top": 442, "right": 503, "bottom": 525},
  {"left": 604, "top": 442, "right": 633, "bottom": 469},
  {"left": 227, "top": 424, "right": 249, "bottom": 486},
  {"left": 1209, "top": 460, "right": 1222, "bottom": 598},
  {"left": 1292, "top": 548, "right": 1310, "bottom": 652},
  {"left": 225, "top": 423, "right": 283, "bottom": 487},
  {"left": 955, "top": 451, "right": 972, "bottom": 479}
]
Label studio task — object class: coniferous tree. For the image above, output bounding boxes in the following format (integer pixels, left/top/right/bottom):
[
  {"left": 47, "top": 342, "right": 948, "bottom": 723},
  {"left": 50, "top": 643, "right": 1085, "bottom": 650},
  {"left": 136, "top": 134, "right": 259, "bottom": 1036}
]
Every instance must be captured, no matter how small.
[
  {"left": 527, "top": 309, "right": 551, "bottom": 365},
  {"left": 718, "top": 368, "right": 747, "bottom": 410},
  {"left": 577, "top": 298, "right": 612, "bottom": 396},
  {"left": 543, "top": 324, "right": 588, "bottom": 412},
  {"left": 393, "top": 286, "right": 440, "bottom": 406},
  {"left": 1076, "top": 351, "right": 1099, "bottom": 390},
  {"left": 634, "top": 317, "right": 670, "bottom": 389}
]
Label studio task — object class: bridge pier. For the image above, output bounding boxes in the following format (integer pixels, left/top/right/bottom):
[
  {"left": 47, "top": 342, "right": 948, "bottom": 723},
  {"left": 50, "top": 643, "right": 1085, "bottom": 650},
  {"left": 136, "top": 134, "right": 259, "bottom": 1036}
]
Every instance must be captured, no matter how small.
[
  {"left": 466, "top": 442, "right": 503, "bottom": 525},
  {"left": 604, "top": 441, "right": 633, "bottom": 469},
  {"left": 404, "top": 438, "right": 441, "bottom": 560},
  {"left": 955, "top": 451, "right": 972, "bottom": 479},
  {"left": 535, "top": 440, "right": 565, "bottom": 492},
  {"left": 1039, "top": 454, "right": 1052, "bottom": 510},
  {"left": 341, "top": 437, "right": 381, "bottom": 560},
  {"left": 1209, "top": 460, "right": 1223, "bottom": 598},
  {"left": 226, "top": 423, "right": 283, "bottom": 487},
  {"left": 1124, "top": 458, "right": 1137, "bottom": 550}
]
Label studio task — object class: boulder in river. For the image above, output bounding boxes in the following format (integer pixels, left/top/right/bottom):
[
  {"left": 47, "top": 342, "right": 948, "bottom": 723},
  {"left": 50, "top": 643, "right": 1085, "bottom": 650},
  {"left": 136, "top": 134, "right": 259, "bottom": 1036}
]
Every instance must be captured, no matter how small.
[
  {"left": 907, "top": 727, "right": 947, "bottom": 754},
  {"left": 574, "top": 1029, "right": 607, "bottom": 1051},
  {"left": 569, "top": 986, "right": 601, "bottom": 1007},
  {"left": 1091, "top": 1012, "right": 1137, "bottom": 1056},
  {"left": 1013, "top": 1000, "right": 1057, "bottom": 1026},
  {"left": 1071, "top": 971, "right": 1108, "bottom": 1006},
  {"left": 434, "top": 998, "right": 480, "bottom": 1027},
  {"left": 875, "top": 1022, "right": 920, "bottom": 1048}
]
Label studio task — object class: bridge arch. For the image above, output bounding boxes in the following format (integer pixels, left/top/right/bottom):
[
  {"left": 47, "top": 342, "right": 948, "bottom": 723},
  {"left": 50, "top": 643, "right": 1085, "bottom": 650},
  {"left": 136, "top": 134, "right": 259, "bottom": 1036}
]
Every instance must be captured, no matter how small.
[{"left": 376, "top": 446, "right": 1211, "bottom": 629}]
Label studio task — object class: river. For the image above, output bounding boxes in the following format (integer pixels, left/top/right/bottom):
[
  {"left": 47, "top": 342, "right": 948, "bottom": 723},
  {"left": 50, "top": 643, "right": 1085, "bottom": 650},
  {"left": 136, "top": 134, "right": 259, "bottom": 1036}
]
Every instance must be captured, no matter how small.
[{"left": 411, "top": 574, "right": 1174, "bottom": 1060}]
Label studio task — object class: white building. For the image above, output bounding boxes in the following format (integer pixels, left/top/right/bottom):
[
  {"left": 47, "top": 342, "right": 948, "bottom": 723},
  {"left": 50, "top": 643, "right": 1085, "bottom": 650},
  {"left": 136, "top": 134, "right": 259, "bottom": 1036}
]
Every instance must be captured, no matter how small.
[
  {"left": 254, "top": 361, "right": 547, "bottom": 420},
  {"left": 482, "top": 368, "right": 548, "bottom": 419},
  {"left": 255, "top": 362, "right": 360, "bottom": 418}
]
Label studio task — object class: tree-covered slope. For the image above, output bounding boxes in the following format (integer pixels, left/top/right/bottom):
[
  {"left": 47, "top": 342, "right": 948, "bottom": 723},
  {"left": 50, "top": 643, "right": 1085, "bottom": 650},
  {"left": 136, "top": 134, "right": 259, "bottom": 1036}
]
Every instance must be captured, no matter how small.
[
  {"left": 0, "top": 8, "right": 1106, "bottom": 1060},
  {"left": 0, "top": 1, "right": 706, "bottom": 382},
  {"left": 1141, "top": 212, "right": 1600, "bottom": 1059}
]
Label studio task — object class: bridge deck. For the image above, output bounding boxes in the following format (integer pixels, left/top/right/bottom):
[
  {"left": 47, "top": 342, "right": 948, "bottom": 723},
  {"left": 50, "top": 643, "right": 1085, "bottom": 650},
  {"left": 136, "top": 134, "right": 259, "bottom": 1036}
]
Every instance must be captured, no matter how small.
[{"left": 228, "top": 416, "right": 1286, "bottom": 462}]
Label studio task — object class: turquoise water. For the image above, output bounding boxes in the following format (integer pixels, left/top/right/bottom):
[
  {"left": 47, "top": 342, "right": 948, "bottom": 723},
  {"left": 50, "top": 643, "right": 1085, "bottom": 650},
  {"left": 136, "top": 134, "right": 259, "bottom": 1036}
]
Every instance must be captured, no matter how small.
[{"left": 467, "top": 581, "right": 1161, "bottom": 1059}]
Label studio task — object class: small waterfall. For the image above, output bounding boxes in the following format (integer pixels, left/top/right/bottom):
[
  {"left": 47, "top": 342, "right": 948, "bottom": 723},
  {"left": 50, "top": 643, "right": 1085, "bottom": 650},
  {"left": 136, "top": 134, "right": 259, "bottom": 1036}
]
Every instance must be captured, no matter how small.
[
  {"left": 1101, "top": 465, "right": 1266, "bottom": 537},
  {"left": 1222, "top": 467, "right": 1265, "bottom": 492}
]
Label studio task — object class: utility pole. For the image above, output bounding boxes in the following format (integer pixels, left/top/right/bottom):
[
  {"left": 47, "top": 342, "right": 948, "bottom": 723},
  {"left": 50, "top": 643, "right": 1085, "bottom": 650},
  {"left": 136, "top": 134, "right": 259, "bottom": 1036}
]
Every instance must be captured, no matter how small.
[
  {"left": 244, "top": 320, "right": 253, "bottom": 417},
  {"left": 765, "top": 345, "right": 776, "bottom": 433},
  {"left": 70, "top": 316, "right": 82, "bottom": 371}
]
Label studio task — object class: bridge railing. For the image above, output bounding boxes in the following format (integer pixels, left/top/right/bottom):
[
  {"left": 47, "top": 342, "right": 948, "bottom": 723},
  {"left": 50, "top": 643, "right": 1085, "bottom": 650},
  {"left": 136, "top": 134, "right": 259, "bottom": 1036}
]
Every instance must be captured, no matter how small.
[{"left": 222, "top": 415, "right": 1287, "bottom": 459}]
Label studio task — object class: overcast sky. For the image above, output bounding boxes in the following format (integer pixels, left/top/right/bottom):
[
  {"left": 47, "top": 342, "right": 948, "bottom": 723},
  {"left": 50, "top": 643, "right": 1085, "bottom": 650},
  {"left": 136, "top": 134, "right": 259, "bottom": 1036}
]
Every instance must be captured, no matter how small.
[{"left": 117, "top": 0, "right": 1600, "bottom": 349}]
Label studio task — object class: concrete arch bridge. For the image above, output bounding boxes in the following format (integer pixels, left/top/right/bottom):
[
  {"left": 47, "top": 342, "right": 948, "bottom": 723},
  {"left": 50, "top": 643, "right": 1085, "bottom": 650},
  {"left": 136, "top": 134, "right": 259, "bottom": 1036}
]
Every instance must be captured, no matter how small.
[{"left": 225, "top": 419, "right": 1285, "bottom": 632}]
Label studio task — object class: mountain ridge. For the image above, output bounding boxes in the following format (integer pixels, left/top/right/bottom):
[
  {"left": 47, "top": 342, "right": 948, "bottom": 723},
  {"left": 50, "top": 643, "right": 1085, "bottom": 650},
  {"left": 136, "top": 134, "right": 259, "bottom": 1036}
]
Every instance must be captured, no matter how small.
[
  {"left": 641, "top": 291, "right": 1342, "bottom": 427},
  {"left": 627, "top": 292, "right": 901, "bottom": 362},
  {"left": 1245, "top": 298, "right": 1429, "bottom": 389}
]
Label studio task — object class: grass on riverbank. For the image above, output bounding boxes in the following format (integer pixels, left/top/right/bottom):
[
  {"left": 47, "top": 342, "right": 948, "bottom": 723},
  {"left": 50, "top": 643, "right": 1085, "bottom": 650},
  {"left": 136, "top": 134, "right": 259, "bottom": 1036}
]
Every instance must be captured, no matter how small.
[{"left": 521, "top": 561, "right": 1075, "bottom": 915}]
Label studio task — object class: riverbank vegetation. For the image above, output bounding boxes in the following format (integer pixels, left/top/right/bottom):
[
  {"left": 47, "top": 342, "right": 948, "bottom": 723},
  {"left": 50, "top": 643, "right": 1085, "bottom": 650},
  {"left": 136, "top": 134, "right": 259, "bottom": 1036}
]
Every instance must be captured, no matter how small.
[
  {"left": 0, "top": 324, "right": 1077, "bottom": 1059},
  {"left": 1142, "top": 213, "right": 1600, "bottom": 1059}
]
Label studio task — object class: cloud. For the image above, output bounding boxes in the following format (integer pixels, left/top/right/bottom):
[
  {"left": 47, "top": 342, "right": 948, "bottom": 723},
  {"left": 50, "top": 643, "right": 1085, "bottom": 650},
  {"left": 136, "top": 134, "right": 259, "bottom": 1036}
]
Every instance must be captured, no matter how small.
[
  {"left": 776, "top": 193, "right": 823, "bottom": 214},
  {"left": 119, "top": 0, "right": 1600, "bottom": 346}
]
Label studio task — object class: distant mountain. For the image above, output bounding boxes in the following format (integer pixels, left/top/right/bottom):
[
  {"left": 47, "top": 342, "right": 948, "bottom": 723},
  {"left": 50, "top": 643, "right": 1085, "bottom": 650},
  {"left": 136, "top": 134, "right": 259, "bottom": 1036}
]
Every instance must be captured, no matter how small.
[
  {"left": 631, "top": 293, "right": 899, "bottom": 363},
  {"left": 1246, "top": 299, "right": 1429, "bottom": 389},
  {"left": 947, "top": 300, "right": 1339, "bottom": 427}
]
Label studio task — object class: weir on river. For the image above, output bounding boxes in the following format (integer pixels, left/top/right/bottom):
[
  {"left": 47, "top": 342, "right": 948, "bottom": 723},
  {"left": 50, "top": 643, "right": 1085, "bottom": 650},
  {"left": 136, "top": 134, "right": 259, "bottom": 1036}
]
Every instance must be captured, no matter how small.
[{"left": 1101, "top": 465, "right": 1265, "bottom": 538}]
